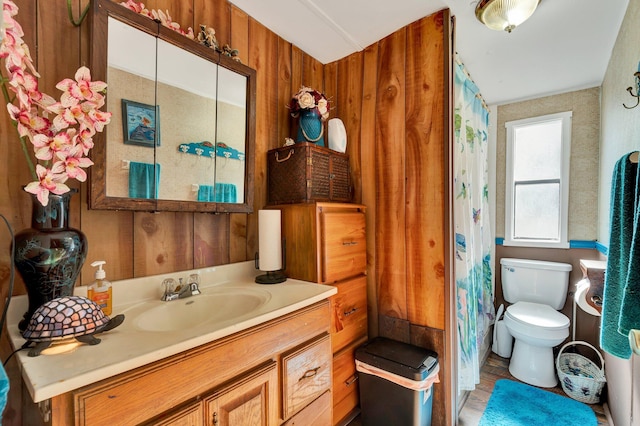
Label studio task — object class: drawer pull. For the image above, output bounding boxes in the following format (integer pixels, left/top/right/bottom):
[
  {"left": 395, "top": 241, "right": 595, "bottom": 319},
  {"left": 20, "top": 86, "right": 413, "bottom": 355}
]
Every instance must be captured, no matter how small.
[
  {"left": 344, "top": 307, "right": 358, "bottom": 316},
  {"left": 342, "top": 241, "right": 358, "bottom": 246},
  {"left": 345, "top": 374, "right": 359, "bottom": 387},
  {"left": 213, "top": 412, "right": 218, "bottom": 425},
  {"left": 299, "top": 367, "right": 321, "bottom": 381}
]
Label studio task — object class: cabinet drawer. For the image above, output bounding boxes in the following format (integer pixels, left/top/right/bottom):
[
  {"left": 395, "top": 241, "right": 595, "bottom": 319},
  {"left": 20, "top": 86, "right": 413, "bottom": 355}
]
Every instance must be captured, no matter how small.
[
  {"left": 321, "top": 212, "right": 366, "bottom": 283},
  {"left": 333, "top": 338, "right": 366, "bottom": 425},
  {"left": 282, "top": 390, "right": 332, "bottom": 426},
  {"left": 282, "top": 333, "right": 332, "bottom": 420},
  {"left": 331, "top": 275, "right": 368, "bottom": 354}
]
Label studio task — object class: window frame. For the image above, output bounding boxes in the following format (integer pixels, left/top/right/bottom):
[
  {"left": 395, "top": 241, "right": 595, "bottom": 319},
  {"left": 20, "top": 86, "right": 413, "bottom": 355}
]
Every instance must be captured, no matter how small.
[{"left": 504, "top": 111, "right": 572, "bottom": 248}]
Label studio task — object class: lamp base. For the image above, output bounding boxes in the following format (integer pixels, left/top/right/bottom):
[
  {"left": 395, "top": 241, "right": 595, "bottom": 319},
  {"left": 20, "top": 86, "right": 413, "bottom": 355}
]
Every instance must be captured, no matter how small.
[{"left": 255, "top": 270, "right": 287, "bottom": 285}]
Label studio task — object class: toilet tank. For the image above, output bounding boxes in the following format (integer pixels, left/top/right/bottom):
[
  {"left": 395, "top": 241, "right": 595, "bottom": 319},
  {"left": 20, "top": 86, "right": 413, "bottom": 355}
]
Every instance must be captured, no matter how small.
[{"left": 500, "top": 258, "right": 572, "bottom": 309}]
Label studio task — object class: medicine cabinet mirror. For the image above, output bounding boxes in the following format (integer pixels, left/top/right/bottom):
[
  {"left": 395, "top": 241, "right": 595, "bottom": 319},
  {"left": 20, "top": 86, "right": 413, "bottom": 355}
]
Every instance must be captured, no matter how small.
[{"left": 89, "top": 0, "right": 255, "bottom": 212}]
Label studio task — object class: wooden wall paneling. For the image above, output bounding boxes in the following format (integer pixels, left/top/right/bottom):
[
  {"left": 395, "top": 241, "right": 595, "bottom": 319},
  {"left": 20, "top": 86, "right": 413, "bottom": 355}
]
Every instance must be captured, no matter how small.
[
  {"left": 323, "top": 62, "right": 338, "bottom": 120},
  {"left": 405, "top": 13, "right": 446, "bottom": 330},
  {"left": 80, "top": 204, "right": 135, "bottom": 282},
  {"left": 289, "top": 46, "right": 303, "bottom": 138},
  {"left": 194, "top": 214, "right": 230, "bottom": 267},
  {"left": 229, "top": 4, "right": 250, "bottom": 263},
  {"left": 302, "top": 54, "right": 324, "bottom": 92},
  {"left": 133, "top": 212, "right": 194, "bottom": 275},
  {"left": 361, "top": 43, "right": 379, "bottom": 337},
  {"left": 375, "top": 29, "right": 408, "bottom": 320},
  {"left": 247, "top": 18, "right": 278, "bottom": 258},
  {"left": 194, "top": 0, "right": 231, "bottom": 48},
  {"left": 337, "top": 53, "right": 364, "bottom": 204},
  {"left": 277, "top": 38, "right": 293, "bottom": 145}
]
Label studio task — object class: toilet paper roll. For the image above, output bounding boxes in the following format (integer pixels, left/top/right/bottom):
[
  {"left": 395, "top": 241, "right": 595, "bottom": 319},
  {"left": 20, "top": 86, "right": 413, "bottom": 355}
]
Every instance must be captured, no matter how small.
[
  {"left": 575, "top": 278, "right": 601, "bottom": 316},
  {"left": 258, "top": 210, "right": 282, "bottom": 271}
]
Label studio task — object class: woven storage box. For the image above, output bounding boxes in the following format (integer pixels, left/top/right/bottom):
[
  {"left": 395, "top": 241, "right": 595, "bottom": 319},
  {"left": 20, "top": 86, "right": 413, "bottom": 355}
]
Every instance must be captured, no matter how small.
[
  {"left": 267, "top": 142, "right": 351, "bottom": 205},
  {"left": 556, "top": 341, "right": 606, "bottom": 404}
]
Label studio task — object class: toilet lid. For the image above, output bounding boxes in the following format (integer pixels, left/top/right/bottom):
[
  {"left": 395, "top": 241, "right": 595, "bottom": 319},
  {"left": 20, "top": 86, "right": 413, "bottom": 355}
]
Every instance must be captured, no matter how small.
[{"left": 505, "top": 301, "right": 570, "bottom": 330}]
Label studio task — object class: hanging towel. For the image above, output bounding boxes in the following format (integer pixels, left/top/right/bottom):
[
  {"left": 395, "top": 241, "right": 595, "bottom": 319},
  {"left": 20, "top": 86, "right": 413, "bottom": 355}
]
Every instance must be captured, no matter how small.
[
  {"left": 128, "top": 162, "right": 160, "bottom": 199},
  {"left": 600, "top": 152, "right": 637, "bottom": 359},
  {"left": 215, "top": 183, "right": 237, "bottom": 203},
  {"left": 197, "top": 185, "right": 215, "bottom": 202},
  {"left": 619, "top": 154, "right": 640, "bottom": 337},
  {"left": 196, "top": 183, "right": 237, "bottom": 202}
]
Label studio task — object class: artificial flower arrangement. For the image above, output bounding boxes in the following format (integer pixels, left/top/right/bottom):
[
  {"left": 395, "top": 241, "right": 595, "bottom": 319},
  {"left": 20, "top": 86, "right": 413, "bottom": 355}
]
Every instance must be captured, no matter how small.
[
  {"left": 0, "top": 0, "right": 111, "bottom": 206},
  {"left": 288, "top": 86, "right": 330, "bottom": 121}
]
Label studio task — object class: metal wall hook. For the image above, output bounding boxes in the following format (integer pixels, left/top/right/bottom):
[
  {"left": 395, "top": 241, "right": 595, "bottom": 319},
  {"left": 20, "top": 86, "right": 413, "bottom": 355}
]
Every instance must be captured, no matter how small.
[{"left": 623, "top": 71, "right": 640, "bottom": 109}]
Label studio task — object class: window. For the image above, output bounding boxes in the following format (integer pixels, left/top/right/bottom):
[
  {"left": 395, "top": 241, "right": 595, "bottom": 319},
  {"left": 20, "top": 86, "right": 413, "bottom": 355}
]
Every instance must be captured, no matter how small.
[{"left": 505, "top": 111, "right": 572, "bottom": 248}]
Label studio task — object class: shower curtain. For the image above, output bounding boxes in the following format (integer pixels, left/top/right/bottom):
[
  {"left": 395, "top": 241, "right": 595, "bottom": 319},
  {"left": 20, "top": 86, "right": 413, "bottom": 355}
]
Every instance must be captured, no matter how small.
[{"left": 454, "top": 59, "right": 494, "bottom": 391}]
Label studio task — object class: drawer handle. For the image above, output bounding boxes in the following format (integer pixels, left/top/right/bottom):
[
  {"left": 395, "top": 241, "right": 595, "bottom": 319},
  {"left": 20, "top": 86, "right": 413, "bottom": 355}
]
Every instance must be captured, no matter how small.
[
  {"left": 591, "top": 295, "right": 603, "bottom": 307},
  {"left": 345, "top": 374, "right": 359, "bottom": 387},
  {"left": 342, "top": 241, "right": 358, "bottom": 246},
  {"left": 299, "top": 367, "right": 321, "bottom": 381},
  {"left": 344, "top": 307, "right": 358, "bottom": 317}
]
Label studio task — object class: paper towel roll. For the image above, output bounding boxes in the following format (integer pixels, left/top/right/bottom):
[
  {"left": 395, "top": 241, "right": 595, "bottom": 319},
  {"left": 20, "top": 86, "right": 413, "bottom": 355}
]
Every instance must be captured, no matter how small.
[{"left": 258, "top": 210, "right": 282, "bottom": 271}]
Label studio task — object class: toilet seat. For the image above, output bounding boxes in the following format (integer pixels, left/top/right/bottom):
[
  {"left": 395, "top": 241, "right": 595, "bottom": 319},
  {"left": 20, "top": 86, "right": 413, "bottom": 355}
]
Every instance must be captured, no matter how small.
[{"left": 505, "top": 301, "right": 570, "bottom": 330}]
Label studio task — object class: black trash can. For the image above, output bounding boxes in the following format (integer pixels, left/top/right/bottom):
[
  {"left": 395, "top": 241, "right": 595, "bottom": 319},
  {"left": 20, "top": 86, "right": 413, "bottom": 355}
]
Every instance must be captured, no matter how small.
[{"left": 355, "top": 337, "right": 439, "bottom": 426}]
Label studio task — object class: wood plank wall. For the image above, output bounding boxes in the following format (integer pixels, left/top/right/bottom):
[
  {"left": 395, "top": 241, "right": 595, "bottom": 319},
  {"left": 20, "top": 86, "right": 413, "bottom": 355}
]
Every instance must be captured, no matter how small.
[{"left": 0, "top": 1, "right": 452, "bottom": 425}]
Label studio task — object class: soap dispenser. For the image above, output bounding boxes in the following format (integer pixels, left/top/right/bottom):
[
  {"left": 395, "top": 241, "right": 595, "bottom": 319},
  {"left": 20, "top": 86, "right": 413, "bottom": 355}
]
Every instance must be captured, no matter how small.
[{"left": 88, "top": 260, "right": 112, "bottom": 315}]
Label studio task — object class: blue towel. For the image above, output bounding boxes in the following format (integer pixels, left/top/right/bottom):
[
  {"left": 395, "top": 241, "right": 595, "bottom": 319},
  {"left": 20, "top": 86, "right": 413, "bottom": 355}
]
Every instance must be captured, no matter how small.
[
  {"left": 197, "top": 183, "right": 237, "bottom": 203},
  {"left": 619, "top": 154, "right": 640, "bottom": 337},
  {"left": 600, "top": 152, "right": 637, "bottom": 359},
  {"left": 197, "top": 185, "right": 215, "bottom": 202},
  {"left": 128, "top": 162, "right": 160, "bottom": 199}
]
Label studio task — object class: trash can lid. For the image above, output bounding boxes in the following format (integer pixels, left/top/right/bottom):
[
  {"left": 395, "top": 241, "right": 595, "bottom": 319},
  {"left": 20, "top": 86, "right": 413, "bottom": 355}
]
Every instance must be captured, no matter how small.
[{"left": 355, "top": 337, "right": 438, "bottom": 381}]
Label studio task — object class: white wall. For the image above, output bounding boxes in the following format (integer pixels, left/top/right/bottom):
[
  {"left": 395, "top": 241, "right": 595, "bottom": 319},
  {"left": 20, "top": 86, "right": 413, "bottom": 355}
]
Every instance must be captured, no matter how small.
[{"left": 599, "top": 0, "right": 640, "bottom": 424}]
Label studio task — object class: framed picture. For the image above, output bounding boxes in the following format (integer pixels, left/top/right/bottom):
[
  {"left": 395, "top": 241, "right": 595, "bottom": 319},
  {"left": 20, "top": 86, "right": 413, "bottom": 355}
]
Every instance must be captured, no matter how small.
[{"left": 121, "top": 99, "right": 160, "bottom": 147}]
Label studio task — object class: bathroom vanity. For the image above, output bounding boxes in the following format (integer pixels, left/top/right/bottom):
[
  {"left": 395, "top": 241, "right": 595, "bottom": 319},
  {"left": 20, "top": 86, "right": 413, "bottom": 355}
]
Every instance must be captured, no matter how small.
[{"left": 7, "top": 261, "right": 336, "bottom": 425}]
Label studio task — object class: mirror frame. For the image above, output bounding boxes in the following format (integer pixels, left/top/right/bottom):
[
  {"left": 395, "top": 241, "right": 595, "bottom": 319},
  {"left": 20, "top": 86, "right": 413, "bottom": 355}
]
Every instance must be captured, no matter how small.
[{"left": 89, "top": 0, "right": 255, "bottom": 213}]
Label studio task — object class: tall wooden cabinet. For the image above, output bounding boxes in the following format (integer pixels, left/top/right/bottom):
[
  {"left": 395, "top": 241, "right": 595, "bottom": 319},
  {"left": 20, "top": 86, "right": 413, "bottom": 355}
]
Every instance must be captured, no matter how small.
[{"left": 273, "top": 202, "right": 367, "bottom": 425}]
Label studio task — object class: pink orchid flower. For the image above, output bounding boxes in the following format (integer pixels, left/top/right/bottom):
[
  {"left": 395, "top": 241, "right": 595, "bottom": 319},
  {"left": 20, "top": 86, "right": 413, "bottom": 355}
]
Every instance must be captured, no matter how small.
[
  {"left": 7, "top": 103, "right": 50, "bottom": 137},
  {"left": 32, "top": 131, "right": 73, "bottom": 161},
  {"left": 60, "top": 146, "right": 93, "bottom": 182},
  {"left": 56, "top": 66, "right": 107, "bottom": 105},
  {"left": 24, "top": 164, "right": 70, "bottom": 206}
]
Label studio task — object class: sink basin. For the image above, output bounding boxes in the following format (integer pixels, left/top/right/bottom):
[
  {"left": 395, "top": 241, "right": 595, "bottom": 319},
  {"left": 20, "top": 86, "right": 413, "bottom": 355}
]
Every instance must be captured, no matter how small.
[{"left": 126, "top": 288, "right": 271, "bottom": 332}]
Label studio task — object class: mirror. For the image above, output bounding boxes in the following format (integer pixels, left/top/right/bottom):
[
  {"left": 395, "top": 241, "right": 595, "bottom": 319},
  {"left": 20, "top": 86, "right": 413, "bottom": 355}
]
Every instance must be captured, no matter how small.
[{"left": 89, "top": 0, "right": 255, "bottom": 212}]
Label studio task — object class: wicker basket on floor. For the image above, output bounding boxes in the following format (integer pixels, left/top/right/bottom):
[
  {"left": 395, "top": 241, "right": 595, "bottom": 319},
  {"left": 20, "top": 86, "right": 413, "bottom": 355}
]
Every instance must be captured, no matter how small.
[{"left": 556, "top": 341, "right": 606, "bottom": 404}]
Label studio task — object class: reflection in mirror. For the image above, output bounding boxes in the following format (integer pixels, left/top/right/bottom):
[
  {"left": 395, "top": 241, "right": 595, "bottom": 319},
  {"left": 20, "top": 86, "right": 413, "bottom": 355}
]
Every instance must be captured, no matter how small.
[
  {"left": 156, "top": 39, "right": 218, "bottom": 202},
  {"left": 106, "top": 17, "right": 158, "bottom": 200},
  {"left": 215, "top": 66, "right": 247, "bottom": 204}
]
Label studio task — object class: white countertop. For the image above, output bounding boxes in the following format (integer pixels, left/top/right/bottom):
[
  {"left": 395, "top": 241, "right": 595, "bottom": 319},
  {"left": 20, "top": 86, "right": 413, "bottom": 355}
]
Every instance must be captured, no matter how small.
[{"left": 7, "top": 261, "right": 336, "bottom": 403}]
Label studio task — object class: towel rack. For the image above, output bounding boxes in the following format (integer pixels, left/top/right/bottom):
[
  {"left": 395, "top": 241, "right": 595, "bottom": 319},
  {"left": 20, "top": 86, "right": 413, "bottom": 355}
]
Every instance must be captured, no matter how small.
[{"left": 630, "top": 152, "right": 639, "bottom": 164}]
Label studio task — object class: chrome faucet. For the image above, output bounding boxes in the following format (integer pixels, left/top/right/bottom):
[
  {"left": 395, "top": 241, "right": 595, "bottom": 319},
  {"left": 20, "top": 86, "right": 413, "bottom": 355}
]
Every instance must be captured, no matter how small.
[{"left": 161, "top": 275, "right": 201, "bottom": 301}]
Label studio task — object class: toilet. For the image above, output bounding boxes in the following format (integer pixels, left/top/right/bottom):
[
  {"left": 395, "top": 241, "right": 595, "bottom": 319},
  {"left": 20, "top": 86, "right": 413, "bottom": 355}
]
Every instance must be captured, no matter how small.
[{"left": 500, "top": 258, "right": 572, "bottom": 388}]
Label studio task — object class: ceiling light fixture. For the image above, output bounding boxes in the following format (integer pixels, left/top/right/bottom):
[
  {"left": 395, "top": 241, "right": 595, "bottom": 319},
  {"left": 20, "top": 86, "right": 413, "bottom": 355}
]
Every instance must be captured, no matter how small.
[{"left": 475, "top": 0, "right": 540, "bottom": 33}]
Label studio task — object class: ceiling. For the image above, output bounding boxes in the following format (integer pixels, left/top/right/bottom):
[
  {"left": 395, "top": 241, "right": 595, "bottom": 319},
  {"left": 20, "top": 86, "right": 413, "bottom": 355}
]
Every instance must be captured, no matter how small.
[{"left": 228, "top": 0, "right": 629, "bottom": 106}]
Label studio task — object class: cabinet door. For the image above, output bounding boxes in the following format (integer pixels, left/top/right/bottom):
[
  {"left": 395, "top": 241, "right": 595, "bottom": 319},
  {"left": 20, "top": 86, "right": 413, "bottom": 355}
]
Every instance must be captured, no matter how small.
[
  {"left": 205, "top": 362, "right": 278, "bottom": 426},
  {"left": 330, "top": 276, "right": 368, "bottom": 354},
  {"left": 320, "top": 211, "right": 366, "bottom": 283}
]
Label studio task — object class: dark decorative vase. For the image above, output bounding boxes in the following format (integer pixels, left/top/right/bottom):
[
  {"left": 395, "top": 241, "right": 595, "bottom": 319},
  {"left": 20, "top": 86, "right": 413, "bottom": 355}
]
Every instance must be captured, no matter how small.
[
  {"left": 14, "top": 189, "right": 88, "bottom": 331},
  {"left": 296, "top": 109, "right": 325, "bottom": 146}
]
